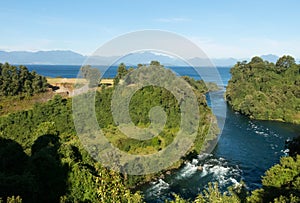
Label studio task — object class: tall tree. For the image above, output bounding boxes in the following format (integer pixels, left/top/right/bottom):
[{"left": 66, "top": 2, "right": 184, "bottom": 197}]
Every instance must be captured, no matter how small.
[{"left": 276, "top": 55, "right": 296, "bottom": 69}]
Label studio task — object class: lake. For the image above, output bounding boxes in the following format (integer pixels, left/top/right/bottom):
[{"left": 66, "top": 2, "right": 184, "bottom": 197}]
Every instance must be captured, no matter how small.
[{"left": 25, "top": 65, "right": 231, "bottom": 86}]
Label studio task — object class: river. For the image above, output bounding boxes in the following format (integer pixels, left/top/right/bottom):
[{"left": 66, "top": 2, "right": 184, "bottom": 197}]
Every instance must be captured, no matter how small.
[{"left": 137, "top": 70, "right": 300, "bottom": 202}]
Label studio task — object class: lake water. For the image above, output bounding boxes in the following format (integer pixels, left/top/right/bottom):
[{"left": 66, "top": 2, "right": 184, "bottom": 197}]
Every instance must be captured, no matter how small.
[
  {"left": 25, "top": 65, "right": 231, "bottom": 86},
  {"left": 26, "top": 64, "right": 300, "bottom": 202}
]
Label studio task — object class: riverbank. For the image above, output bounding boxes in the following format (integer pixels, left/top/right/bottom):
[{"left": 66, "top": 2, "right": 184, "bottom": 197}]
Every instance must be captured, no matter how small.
[{"left": 225, "top": 102, "right": 300, "bottom": 125}]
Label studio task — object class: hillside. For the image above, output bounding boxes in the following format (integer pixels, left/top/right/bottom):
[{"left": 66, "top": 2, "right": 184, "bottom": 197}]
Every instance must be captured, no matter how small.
[
  {"left": 0, "top": 62, "right": 218, "bottom": 202},
  {"left": 0, "top": 50, "right": 85, "bottom": 65}
]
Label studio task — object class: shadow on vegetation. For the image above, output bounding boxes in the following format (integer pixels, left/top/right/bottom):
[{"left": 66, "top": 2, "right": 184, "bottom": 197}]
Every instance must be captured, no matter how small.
[{"left": 0, "top": 135, "right": 68, "bottom": 203}]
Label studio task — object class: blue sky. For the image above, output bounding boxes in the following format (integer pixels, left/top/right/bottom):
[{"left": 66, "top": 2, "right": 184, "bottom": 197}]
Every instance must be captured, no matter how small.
[{"left": 1, "top": 0, "right": 300, "bottom": 58}]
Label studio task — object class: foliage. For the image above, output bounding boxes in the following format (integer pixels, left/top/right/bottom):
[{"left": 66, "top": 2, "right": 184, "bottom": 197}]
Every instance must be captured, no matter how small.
[
  {"left": 1, "top": 61, "right": 299, "bottom": 202},
  {"left": 80, "top": 65, "right": 101, "bottom": 88},
  {"left": 95, "top": 63, "right": 217, "bottom": 159},
  {"left": 113, "top": 63, "right": 128, "bottom": 86},
  {"left": 247, "top": 155, "right": 300, "bottom": 203},
  {"left": 0, "top": 95, "right": 142, "bottom": 203},
  {"left": 0, "top": 62, "right": 217, "bottom": 202},
  {"left": 226, "top": 56, "right": 300, "bottom": 124},
  {"left": 166, "top": 182, "right": 247, "bottom": 203},
  {"left": 205, "top": 82, "right": 221, "bottom": 92},
  {"left": 195, "top": 182, "right": 243, "bottom": 203},
  {"left": 0, "top": 63, "right": 47, "bottom": 97},
  {"left": 150, "top": 60, "right": 161, "bottom": 66},
  {"left": 275, "top": 55, "right": 296, "bottom": 69},
  {"left": 0, "top": 196, "right": 23, "bottom": 203}
]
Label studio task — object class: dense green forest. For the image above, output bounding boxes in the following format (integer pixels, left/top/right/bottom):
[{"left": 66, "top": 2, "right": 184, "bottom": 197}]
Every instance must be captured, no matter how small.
[
  {"left": 0, "top": 63, "right": 50, "bottom": 116},
  {"left": 94, "top": 62, "right": 217, "bottom": 158},
  {"left": 1, "top": 62, "right": 299, "bottom": 202},
  {"left": 0, "top": 63, "right": 47, "bottom": 97},
  {"left": 0, "top": 62, "right": 217, "bottom": 202},
  {"left": 0, "top": 95, "right": 143, "bottom": 202},
  {"left": 226, "top": 55, "right": 300, "bottom": 124}
]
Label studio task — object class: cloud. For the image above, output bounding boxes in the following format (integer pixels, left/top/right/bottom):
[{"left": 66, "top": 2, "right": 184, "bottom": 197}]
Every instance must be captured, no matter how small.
[
  {"left": 0, "top": 39, "right": 54, "bottom": 52},
  {"left": 188, "top": 36, "right": 300, "bottom": 59},
  {"left": 155, "top": 17, "right": 191, "bottom": 23}
]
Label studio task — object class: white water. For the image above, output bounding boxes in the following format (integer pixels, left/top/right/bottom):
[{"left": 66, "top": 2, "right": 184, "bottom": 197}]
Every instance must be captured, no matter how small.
[{"left": 142, "top": 153, "right": 241, "bottom": 201}]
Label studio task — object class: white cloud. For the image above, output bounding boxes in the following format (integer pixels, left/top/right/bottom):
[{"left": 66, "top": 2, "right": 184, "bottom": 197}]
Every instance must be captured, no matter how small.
[
  {"left": 0, "top": 39, "right": 54, "bottom": 52},
  {"left": 150, "top": 51, "right": 176, "bottom": 58}
]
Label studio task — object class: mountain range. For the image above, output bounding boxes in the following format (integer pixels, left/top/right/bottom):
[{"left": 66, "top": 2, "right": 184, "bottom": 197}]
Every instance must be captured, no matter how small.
[{"left": 0, "top": 50, "right": 291, "bottom": 66}]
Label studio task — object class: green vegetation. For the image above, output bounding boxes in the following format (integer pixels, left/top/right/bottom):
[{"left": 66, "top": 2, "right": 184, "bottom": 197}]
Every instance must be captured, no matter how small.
[
  {"left": 205, "top": 82, "right": 221, "bottom": 92},
  {"left": 247, "top": 155, "right": 300, "bottom": 203},
  {"left": 0, "top": 62, "right": 217, "bottom": 202},
  {"left": 0, "top": 63, "right": 53, "bottom": 116},
  {"left": 226, "top": 55, "right": 300, "bottom": 124},
  {"left": 2, "top": 61, "right": 298, "bottom": 203},
  {"left": 80, "top": 65, "right": 101, "bottom": 88},
  {"left": 76, "top": 62, "right": 218, "bottom": 186},
  {"left": 0, "top": 63, "right": 47, "bottom": 97},
  {"left": 166, "top": 182, "right": 246, "bottom": 203},
  {"left": 96, "top": 63, "right": 217, "bottom": 158},
  {"left": 0, "top": 95, "right": 142, "bottom": 203}
]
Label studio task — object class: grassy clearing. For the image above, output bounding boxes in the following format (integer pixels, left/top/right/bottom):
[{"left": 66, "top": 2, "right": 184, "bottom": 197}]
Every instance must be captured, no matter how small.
[
  {"left": 0, "top": 91, "right": 55, "bottom": 116},
  {"left": 47, "top": 77, "right": 81, "bottom": 85}
]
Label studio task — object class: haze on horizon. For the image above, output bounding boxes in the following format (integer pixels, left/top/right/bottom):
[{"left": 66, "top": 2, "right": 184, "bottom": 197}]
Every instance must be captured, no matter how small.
[{"left": 1, "top": 0, "right": 300, "bottom": 59}]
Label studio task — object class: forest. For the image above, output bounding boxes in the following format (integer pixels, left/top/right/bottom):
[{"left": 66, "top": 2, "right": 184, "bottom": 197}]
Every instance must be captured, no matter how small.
[
  {"left": 0, "top": 63, "right": 47, "bottom": 97},
  {"left": 226, "top": 55, "right": 300, "bottom": 124},
  {"left": 0, "top": 62, "right": 217, "bottom": 202},
  {"left": 0, "top": 62, "right": 299, "bottom": 202}
]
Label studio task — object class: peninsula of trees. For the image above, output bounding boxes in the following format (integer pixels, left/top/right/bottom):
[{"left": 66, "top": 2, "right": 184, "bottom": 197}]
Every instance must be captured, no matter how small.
[{"left": 226, "top": 55, "right": 300, "bottom": 124}]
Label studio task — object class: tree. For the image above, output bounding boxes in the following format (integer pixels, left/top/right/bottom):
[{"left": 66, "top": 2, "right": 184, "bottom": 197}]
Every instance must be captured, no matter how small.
[
  {"left": 248, "top": 155, "right": 300, "bottom": 203},
  {"left": 0, "top": 63, "right": 47, "bottom": 97},
  {"left": 79, "top": 65, "right": 101, "bottom": 88},
  {"left": 80, "top": 65, "right": 91, "bottom": 78},
  {"left": 276, "top": 55, "right": 296, "bottom": 69},
  {"left": 250, "top": 56, "right": 264, "bottom": 64},
  {"left": 150, "top": 60, "right": 161, "bottom": 66},
  {"left": 226, "top": 56, "right": 300, "bottom": 124},
  {"left": 195, "top": 182, "right": 242, "bottom": 203},
  {"left": 0, "top": 61, "right": 218, "bottom": 203},
  {"left": 87, "top": 67, "right": 101, "bottom": 88},
  {"left": 113, "top": 63, "right": 128, "bottom": 85}
]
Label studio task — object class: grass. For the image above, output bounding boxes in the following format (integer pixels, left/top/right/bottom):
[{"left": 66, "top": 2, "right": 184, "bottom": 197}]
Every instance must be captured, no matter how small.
[
  {"left": 0, "top": 77, "right": 113, "bottom": 117},
  {"left": 47, "top": 77, "right": 83, "bottom": 84},
  {"left": 0, "top": 78, "right": 78, "bottom": 116},
  {"left": 47, "top": 78, "right": 113, "bottom": 86},
  {"left": 0, "top": 91, "right": 55, "bottom": 116}
]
